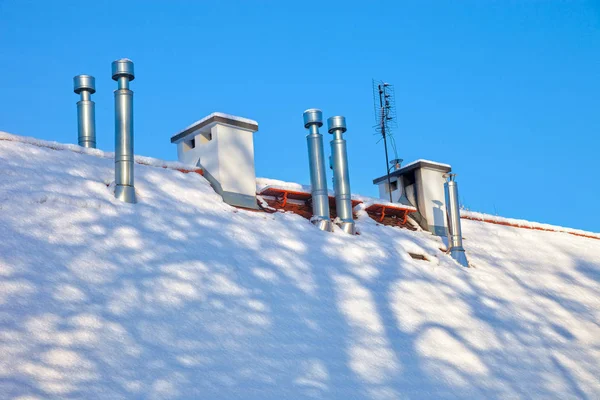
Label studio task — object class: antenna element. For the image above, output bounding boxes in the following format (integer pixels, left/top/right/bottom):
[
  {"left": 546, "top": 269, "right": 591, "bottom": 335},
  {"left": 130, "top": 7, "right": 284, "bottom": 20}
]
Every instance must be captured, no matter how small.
[{"left": 372, "top": 79, "right": 398, "bottom": 202}]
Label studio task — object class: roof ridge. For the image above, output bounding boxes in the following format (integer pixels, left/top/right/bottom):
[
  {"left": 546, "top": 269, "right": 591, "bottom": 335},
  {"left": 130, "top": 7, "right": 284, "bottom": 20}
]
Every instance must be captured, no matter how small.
[
  {"left": 461, "top": 210, "right": 600, "bottom": 239},
  {"left": 0, "top": 131, "right": 202, "bottom": 174}
]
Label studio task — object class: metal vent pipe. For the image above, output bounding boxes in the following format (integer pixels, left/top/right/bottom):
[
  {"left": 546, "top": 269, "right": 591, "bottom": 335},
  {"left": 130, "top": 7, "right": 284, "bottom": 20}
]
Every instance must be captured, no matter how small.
[
  {"left": 73, "top": 75, "right": 97, "bottom": 148},
  {"left": 303, "top": 109, "right": 333, "bottom": 232},
  {"left": 112, "top": 59, "right": 136, "bottom": 204},
  {"left": 444, "top": 173, "right": 468, "bottom": 267},
  {"left": 328, "top": 116, "right": 356, "bottom": 234}
]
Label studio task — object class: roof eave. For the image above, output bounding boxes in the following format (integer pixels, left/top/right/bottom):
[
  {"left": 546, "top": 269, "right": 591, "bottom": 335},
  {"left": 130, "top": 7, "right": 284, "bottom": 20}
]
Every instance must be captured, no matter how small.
[{"left": 372, "top": 160, "right": 452, "bottom": 184}]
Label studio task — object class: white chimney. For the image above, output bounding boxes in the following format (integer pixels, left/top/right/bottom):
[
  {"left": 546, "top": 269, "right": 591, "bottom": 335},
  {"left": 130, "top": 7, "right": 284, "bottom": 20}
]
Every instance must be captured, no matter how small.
[
  {"left": 171, "top": 112, "right": 259, "bottom": 209},
  {"left": 373, "top": 159, "right": 451, "bottom": 236}
]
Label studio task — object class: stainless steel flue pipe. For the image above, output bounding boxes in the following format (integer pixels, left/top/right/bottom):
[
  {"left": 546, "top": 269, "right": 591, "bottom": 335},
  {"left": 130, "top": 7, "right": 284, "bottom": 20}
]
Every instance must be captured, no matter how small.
[
  {"left": 328, "top": 116, "right": 355, "bottom": 234},
  {"left": 444, "top": 173, "right": 468, "bottom": 267},
  {"left": 112, "top": 59, "right": 136, "bottom": 203},
  {"left": 303, "top": 109, "right": 333, "bottom": 232},
  {"left": 73, "top": 75, "right": 97, "bottom": 148}
]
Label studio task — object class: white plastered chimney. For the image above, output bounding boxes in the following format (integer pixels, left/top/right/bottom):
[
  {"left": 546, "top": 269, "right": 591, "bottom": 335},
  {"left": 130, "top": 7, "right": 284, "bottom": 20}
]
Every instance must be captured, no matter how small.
[{"left": 171, "top": 112, "right": 259, "bottom": 209}]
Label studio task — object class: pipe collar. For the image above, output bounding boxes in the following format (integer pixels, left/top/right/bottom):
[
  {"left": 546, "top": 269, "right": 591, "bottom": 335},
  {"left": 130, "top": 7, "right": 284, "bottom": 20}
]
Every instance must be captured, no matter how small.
[
  {"left": 443, "top": 173, "right": 457, "bottom": 182},
  {"left": 73, "top": 75, "right": 96, "bottom": 94},
  {"left": 112, "top": 59, "right": 135, "bottom": 81},
  {"left": 303, "top": 109, "right": 323, "bottom": 128},
  {"left": 327, "top": 116, "right": 347, "bottom": 133}
]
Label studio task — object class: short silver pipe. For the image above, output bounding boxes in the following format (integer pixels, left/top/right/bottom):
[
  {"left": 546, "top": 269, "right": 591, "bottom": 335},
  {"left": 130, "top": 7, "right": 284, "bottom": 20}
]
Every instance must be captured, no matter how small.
[
  {"left": 328, "top": 116, "right": 355, "bottom": 235},
  {"left": 390, "top": 158, "right": 403, "bottom": 171},
  {"left": 112, "top": 59, "right": 136, "bottom": 204},
  {"left": 73, "top": 75, "right": 96, "bottom": 148},
  {"left": 444, "top": 173, "right": 468, "bottom": 267},
  {"left": 303, "top": 109, "right": 333, "bottom": 232}
]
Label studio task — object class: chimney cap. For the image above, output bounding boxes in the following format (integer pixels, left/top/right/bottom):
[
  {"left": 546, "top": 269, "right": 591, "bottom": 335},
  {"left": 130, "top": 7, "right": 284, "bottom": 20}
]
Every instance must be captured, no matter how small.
[
  {"left": 443, "top": 173, "right": 457, "bottom": 182},
  {"left": 303, "top": 109, "right": 323, "bottom": 128},
  {"left": 390, "top": 158, "right": 403, "bottom": 170},
  {"left": 73, "top": 75, "right": 96, "bottom": 94},
  {"left": 327, "top": 116, "right": 347, "bottom": 134},
  {"left": 111, "top": 58, "right": 135, "bottom": 81}
]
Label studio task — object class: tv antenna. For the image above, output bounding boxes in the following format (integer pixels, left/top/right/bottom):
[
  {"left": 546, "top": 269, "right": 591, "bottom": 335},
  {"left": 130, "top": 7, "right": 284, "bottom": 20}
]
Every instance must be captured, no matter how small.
[{"left": 372, "top": 79, "right": 399, "bottom": 202}]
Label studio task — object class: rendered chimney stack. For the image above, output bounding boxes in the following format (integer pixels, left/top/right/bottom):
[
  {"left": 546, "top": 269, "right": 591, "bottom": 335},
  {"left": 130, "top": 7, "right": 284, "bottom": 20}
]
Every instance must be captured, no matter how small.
[
  {"left": 444, "top": 173, "right": 468, "bottom": 267},
  {"left": 328, "top": 116, "right": 356, "bottom": 234},
  {"left": 112, "top": 59, "right": 136, "bottom": 204},
  {"left": 303, "top": 109, "right": 333, "bottom": 232},
  {"left": 73, "top": 75, "right": 97, "bottom": 148}
]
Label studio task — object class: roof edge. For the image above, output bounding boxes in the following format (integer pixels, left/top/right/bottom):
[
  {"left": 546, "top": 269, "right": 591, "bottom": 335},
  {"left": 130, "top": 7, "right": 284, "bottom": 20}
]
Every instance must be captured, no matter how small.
[{"left": 373, "top": 159, "right": 452, "bottom": 184}]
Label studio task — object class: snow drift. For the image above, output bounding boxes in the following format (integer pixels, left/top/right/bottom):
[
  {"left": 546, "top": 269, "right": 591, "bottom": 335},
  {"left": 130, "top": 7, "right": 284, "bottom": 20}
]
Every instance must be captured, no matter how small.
[{"left": 0, "top": 133, "right": 599, "bottom": 399}]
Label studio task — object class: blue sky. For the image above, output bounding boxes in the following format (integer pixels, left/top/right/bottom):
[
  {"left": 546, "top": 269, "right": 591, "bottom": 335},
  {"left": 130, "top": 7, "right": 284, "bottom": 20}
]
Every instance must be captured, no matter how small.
[{"left": 1, "top": 0, "right": 599, "bottom": 231}]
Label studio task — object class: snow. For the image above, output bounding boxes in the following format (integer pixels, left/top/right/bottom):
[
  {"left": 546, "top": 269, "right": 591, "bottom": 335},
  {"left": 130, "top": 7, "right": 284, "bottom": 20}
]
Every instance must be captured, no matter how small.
[
  {"left": 352, "top": 196, "right": 417, "bottom": 212},
  {"left": 462, "top": 210, "right": 600, "bottom": 240},
  {"left": 1, "top": 135, "right": 600, "bottom": 399},
  {"left": 256, "top": 177, "right": 311, "bottom": 194},
  {"left": 399, "top": 158, "right": 452, "bottom": 170},
  {"left": 173, "top": 112, "right": 259, "bottom": 138},
  {"left": 0, "top": 131, "right": 201, "bottom": 173}
]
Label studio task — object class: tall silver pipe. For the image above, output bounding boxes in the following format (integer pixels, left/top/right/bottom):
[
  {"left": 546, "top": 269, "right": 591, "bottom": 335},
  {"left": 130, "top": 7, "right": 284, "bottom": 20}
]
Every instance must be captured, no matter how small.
[
  {"left": 328, "top": 116, "right": 355, "bottom": 234},
  {"left": 112, "top": 59, "right": 136, "bottom": 204},
  {"left": 73, "top": 75, "right": 96, "bottom": 148},
  {"left": 303, "top": 109, "right": 333, "bottom": 232},
  {"left": 444, "top": 173, "right": 468, "bottom": 267}
]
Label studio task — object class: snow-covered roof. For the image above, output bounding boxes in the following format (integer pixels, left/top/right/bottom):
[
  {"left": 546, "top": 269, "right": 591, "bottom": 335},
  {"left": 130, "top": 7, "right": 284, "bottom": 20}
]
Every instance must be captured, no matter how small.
[
  {"left": 256, "top": 177, "right": 311, "bottom": 194},
  {"left": 1, "top": 133, "right": 600, "bottom": 399},
  {"left": 0, "top": 131, "right": 201, "bottom": 173},
  {"left": 462, "top": 210, "right": 600, "bottom": 240}
]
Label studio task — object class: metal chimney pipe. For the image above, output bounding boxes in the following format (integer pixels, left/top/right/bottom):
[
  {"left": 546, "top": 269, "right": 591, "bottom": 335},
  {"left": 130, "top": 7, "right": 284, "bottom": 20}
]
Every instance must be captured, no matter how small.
[
  {"left": 328, "top": 116, "right": 356, "bottom": 235},
  {"left": 112, "top": 59, "right": 136, "bottom": 204},
  {"left": 303, "top": 109, "right": 333, "bottom": 232},
  {"left": 73, "top": 75, "right": 97, "bottom": 148},
  {"left": 444, "top": 173, "right": 468, "bottom": 267}
]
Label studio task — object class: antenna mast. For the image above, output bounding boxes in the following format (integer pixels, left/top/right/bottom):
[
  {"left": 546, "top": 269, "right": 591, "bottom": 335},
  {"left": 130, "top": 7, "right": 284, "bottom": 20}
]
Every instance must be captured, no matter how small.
[{"left": 372, "top": 79, "right": 398, "bottom": 202}]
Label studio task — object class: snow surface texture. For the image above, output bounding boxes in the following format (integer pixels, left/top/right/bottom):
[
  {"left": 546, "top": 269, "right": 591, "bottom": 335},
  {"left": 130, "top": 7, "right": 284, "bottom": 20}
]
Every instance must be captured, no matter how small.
[
  {"left": 1, "top": 135, "right": 600, "bottom": 399},
  {"left": 462, "top": 210, "right": 600, "bottom": 240},
  {"left": 0, "top": 131, "right": 200, "bottom": 173}
]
